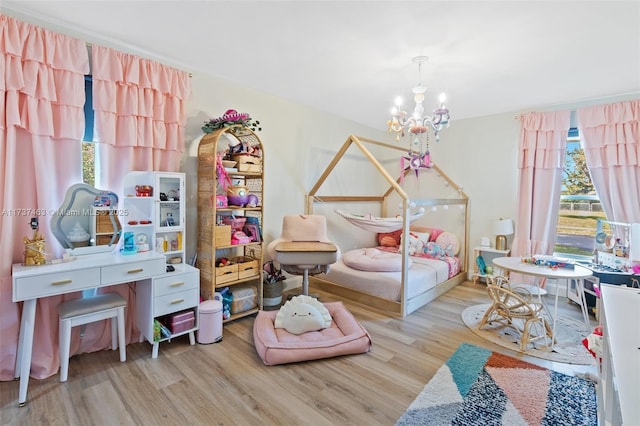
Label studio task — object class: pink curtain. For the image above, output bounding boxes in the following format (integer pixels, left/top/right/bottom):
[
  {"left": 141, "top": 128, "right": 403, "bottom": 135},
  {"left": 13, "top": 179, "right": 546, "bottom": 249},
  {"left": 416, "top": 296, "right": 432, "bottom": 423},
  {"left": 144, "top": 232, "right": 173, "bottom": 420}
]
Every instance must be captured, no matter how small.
[
  {"left": 83, "top": 45, "right": 191, "bottom": 348},
  {"left": 91, "top": 44, "right": 191, "bottom": 189},
  {"left": 511, "top": 111, "right": 571, "bottom": 268},
  {"left": 577, "top": 100, "right": 640, "bottom": 224},
  {"left": 0, "top": 15, "right": 89, "bottom": 380}
]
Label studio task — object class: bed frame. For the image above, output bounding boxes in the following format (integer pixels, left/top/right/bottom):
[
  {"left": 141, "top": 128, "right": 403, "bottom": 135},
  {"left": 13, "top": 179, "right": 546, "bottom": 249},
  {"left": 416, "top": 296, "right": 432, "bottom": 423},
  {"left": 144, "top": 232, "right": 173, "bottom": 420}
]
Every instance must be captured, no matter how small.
[{"left": 306, "top": 135, "right": 469, "bottom": 317}]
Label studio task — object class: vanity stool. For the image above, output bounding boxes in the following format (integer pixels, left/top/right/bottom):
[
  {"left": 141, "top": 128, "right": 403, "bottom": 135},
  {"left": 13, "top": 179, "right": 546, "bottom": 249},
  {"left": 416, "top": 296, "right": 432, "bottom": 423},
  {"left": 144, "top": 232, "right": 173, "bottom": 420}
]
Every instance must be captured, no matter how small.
[{"left": 58, "top": 293, "right": 127, "bottom": 382}]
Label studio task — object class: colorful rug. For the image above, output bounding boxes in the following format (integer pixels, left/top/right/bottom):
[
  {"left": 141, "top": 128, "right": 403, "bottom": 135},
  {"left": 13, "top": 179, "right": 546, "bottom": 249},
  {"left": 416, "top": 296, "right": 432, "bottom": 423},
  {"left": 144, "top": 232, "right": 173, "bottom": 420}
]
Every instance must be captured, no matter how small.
[
  {"left": 396, "top": 343, "right": 597, "bottom": 426},
  {"left": 462, "top": 304, "right": 595, "bottom": 365}
]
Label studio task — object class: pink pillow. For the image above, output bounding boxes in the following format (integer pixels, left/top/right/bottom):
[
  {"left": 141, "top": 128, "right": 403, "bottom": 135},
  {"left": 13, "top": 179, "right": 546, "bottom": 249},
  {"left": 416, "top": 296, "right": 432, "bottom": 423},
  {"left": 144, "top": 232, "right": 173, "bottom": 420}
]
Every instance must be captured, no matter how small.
[
  {"left": 435, "top": 231, "right": 460, "bottom": 255},
  {"left": 342, "top": 248, "right": 411, "bottom": 272}
]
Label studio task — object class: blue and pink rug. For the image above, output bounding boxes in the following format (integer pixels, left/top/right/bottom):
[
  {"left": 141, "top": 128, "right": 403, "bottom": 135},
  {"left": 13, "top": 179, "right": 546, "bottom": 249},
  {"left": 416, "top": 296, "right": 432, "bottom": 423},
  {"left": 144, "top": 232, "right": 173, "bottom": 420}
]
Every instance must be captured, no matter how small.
[{"left": 396, "top": 343, "right": 597, "bottom": 425}]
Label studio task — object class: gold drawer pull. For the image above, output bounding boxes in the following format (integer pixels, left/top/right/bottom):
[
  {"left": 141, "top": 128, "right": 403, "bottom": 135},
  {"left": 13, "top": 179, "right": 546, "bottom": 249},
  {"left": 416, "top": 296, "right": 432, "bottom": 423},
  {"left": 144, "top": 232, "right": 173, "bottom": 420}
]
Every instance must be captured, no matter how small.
[
  {"left": 170, "top": 298, "right": 185, "bottom": 305},
  {"left": 127, "top": 268, "right": 144, "bottom": 274},
  {"left": 169, "top": 282, "right": 185, "bottom": 287},
  {"left": 51, "top": 279, "right": 72, "bottom": 286}
]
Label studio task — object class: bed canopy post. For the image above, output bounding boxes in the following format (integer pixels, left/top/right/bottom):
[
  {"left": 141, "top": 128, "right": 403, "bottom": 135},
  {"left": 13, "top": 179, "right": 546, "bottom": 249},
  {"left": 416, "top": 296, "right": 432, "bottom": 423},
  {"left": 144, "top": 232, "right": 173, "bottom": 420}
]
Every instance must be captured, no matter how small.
[{"left": 400, "top": 197, "right": 410, "bottom": 317}]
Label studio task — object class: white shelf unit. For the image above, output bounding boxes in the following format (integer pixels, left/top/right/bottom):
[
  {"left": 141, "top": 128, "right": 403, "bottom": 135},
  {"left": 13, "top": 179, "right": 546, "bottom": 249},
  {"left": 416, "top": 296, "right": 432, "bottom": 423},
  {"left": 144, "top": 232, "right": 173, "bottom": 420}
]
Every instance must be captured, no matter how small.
[
  {"left": 471, "top": 246, "right": 510, "bottom": 284},
  {"left": 122, "top": 171, "right": 186, "bottom": 265},
  {"left": 122, "top": 171, "right": 200, "bottom": 357}
]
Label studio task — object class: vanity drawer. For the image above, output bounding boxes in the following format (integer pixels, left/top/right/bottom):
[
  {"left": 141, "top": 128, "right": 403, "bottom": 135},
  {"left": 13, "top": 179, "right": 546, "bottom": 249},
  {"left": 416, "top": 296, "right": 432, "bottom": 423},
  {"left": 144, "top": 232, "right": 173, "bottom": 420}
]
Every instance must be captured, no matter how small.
[
  {"left": 154, "top": 288, "right": 199, "bottom": 317},
  {"left": 154, "top": 271, "right": 199, "bottom": 297},
  {"left": 14, "top": 268, "right": 101, "bottom": 300},
  {"left": 101, "top": 258, "right": 164, "bottom": 284}
]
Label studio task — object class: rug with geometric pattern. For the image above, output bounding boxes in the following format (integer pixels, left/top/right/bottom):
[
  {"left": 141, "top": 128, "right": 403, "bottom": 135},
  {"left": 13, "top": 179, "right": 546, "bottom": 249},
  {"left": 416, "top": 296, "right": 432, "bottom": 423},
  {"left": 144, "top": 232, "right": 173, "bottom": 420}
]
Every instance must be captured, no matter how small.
[{"left": 396, "top": 343, "right": 597, "bottom": 426}]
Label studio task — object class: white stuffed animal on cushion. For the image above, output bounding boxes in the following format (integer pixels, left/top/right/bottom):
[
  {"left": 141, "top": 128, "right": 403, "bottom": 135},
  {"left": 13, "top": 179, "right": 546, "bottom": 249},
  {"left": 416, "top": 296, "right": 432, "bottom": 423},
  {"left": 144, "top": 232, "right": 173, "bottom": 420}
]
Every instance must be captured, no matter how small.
[{"left": 274, "top": 295, "right": 332, "bottom": 335}]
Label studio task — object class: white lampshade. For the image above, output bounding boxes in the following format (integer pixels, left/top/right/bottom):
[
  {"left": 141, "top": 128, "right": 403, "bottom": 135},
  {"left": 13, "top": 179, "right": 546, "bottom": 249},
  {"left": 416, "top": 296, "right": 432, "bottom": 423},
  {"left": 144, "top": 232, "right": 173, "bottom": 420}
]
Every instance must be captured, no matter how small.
[{"left": 493, "top": 219, "right": 514, "bottom": 236}]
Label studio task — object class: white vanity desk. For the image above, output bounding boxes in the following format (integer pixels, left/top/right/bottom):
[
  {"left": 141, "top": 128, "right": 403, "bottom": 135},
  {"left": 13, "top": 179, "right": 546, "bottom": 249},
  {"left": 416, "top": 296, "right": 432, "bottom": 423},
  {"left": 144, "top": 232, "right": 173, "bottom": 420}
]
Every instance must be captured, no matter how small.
[{"left": 12, "top": 250, "right": 182, "bottom": 406}]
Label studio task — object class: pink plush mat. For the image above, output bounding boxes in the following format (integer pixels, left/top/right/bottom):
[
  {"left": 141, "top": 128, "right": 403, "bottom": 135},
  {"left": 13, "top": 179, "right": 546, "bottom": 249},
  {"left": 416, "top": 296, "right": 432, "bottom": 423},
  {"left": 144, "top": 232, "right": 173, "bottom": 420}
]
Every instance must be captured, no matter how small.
[{"left": 253, "top": 301, "right": 372, "bottom": 365}]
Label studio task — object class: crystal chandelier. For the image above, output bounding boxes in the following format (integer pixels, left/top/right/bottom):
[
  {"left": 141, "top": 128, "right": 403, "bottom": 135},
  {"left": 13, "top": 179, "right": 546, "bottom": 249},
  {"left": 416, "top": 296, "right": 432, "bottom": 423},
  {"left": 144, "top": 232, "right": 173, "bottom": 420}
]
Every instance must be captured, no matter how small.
[
  {"left": 387, "top": 56, "right": 451, "bottom": 144},
  {"left": 388, "top": 56, "right": 451, "bottom": 177}
]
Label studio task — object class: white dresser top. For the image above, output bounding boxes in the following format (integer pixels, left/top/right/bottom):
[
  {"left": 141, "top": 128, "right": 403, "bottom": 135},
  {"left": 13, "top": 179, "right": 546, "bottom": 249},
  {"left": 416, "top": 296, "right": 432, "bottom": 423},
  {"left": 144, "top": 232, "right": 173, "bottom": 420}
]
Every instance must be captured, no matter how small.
[{"left": 12, "top": 251, "right": 165, "bottom": 278}]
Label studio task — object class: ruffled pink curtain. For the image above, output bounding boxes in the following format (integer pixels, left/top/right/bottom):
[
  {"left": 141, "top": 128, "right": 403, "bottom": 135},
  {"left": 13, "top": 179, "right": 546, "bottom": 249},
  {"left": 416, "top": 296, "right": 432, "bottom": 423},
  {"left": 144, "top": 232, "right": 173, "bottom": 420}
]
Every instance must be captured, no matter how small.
[
  {"left": 577, "top": 100, "right": 640, "bottom": 224},
  {"left": 0, "top": 15, "right": 89, "bottom": 380},
  {"left": 86, "top": 45, "right": 191, "bottom": 352},
  {"left": 511, "top": 111, "right": 571, "bottom": 270},
  {"left": 91, "top": 44, "right": 191, "bottom": 190}
]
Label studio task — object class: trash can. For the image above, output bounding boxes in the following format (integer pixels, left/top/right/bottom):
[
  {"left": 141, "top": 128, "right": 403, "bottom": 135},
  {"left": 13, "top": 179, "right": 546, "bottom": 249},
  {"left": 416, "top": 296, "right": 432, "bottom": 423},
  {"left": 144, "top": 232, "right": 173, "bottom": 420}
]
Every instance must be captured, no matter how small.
[{"left": 197, "top": 300, "right": 223, "bottom": 344}]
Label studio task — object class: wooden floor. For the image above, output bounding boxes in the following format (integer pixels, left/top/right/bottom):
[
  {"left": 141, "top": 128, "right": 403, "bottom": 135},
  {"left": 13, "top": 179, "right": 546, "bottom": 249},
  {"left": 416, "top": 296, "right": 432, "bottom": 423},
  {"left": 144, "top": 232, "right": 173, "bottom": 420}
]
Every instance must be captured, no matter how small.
[{"left": 0, "top": 281, "right": 597, "bottom": 426}]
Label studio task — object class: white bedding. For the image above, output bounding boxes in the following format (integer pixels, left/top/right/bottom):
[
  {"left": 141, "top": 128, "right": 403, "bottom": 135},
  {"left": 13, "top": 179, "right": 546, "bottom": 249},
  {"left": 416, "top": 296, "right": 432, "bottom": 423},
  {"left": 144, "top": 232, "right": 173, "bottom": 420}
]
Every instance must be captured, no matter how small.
[{"left": 317, "top": 253, "right": 451, "bottom": 302}]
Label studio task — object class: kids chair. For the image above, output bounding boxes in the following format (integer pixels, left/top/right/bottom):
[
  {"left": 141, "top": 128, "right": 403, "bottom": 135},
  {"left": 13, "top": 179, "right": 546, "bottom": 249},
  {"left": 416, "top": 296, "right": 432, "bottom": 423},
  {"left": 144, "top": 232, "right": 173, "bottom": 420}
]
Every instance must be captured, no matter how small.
[
  {"left": 267, "top": 215, "right": 339, "bottom": 296},
  {"left": 479, "top": 277, "right": 553, "bottom": 351},
  {"left": 58, "top": 292, "right": 127, "bottom": 382}
]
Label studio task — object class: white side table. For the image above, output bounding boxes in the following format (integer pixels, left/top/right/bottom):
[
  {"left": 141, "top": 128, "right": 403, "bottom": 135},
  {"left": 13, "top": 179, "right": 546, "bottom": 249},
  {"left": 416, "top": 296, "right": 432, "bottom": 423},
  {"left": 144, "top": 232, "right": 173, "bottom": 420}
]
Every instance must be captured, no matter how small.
[{"left": 471, "top": 246, "right": 510, "bottom": 284}]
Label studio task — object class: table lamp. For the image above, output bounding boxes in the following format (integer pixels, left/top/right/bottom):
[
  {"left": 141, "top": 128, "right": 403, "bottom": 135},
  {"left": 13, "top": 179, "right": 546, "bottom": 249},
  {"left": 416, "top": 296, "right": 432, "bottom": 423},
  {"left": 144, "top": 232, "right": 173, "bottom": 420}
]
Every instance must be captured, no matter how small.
[{"left": 494, "top": 218, "right": 514, "bottom": 251}]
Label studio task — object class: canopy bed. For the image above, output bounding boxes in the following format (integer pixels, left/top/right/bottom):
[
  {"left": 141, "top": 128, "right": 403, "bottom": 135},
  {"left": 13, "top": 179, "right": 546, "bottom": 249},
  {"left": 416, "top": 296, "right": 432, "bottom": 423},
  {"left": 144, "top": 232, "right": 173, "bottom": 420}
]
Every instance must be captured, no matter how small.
[{"left": 305, "top": 135, "right": 469, "bottom": 317}]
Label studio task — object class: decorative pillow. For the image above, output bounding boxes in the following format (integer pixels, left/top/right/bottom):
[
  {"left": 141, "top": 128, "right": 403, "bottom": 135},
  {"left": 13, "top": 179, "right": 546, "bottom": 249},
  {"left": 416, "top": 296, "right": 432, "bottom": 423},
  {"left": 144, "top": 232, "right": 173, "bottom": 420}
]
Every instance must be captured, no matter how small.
[
  {"left": 413, "top": 231, "right": 430, "bottom": 246},
  {"left": 342, "top": 248, "right": 412, "bottom": 272},
  {"left": 411, "top": 226, "right": 444, "bottom": 242},
  {"left": 274, "top": 295, "right": 332, "bottom": 335},
  {"left": 377, "top": 229, "right": 402, "bottom": 247},
  {"left": 435, "top": 231, "right": 460, "bottom": 256},
  {"left": 399, "top": 232, "right": 423, "bottom": 255}
]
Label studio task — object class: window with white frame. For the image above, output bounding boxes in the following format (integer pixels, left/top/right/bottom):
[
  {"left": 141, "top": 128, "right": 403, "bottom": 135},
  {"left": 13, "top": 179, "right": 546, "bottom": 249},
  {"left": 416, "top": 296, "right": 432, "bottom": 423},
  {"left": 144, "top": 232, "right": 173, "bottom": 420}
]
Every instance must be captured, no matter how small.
[{"left": 554, "top": 128, "right": 607, "bottom": 258}]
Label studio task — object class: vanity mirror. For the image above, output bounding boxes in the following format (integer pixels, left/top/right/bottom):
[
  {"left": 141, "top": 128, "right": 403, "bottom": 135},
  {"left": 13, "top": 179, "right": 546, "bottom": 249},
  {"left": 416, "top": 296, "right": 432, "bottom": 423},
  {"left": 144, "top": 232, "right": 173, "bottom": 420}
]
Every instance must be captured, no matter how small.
[{"left": 50, "top": 183, "right": 122, "bottom": 254}]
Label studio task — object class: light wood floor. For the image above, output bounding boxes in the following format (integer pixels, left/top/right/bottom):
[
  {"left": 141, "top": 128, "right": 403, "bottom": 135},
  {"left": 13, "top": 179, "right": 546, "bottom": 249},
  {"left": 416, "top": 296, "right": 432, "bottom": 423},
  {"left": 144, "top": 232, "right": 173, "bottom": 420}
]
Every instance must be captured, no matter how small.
[{"left": 0, "top": 281, "right": 597, "bottom": 426}]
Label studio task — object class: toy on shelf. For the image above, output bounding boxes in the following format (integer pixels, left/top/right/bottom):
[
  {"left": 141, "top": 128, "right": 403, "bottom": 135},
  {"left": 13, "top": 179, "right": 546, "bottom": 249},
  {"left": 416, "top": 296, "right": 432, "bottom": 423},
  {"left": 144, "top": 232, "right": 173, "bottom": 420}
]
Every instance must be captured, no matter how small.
[{"left": 23, "top": 218, "right": 46, "bottom": 266}]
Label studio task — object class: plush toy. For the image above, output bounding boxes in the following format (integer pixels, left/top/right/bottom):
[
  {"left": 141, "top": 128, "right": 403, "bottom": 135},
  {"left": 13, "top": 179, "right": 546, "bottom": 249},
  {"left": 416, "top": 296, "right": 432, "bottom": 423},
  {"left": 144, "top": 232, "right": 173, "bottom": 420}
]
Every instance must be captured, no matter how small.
[
  {"left": 422, "top": 241, "right": 445, "bottom": 259},
  {"left": 274, "top": 295, "right": 332, "bottom": 335},
  {"left": 582, "top": 325, "right": 603, "bottom": 360},
  {"left": 399, "top": 231, "right": 424, "bottom": 256}
]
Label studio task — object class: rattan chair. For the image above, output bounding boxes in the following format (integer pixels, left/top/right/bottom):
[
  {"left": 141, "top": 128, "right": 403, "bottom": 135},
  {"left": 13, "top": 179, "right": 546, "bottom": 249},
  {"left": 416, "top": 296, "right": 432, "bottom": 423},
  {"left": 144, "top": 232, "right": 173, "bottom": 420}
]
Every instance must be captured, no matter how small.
[{"left": 479, "top": 276, "right": 553, "bottom": 351}]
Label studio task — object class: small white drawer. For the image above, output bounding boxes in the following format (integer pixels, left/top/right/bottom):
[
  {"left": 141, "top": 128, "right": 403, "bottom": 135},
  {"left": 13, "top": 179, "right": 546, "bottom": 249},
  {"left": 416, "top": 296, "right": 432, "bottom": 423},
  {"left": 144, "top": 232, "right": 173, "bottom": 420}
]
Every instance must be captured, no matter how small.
[
  {"left": 101, "top": 258, "right": 164, "bottom": 284},
  {"left": 154, "top": 271, "right": 199, "bottom": 297},
  {"left": 154, "top": 288, "right": 199, "bottom": 317},
  {"left": 14, "top": 268, "right": 101, "bottom": 300}
]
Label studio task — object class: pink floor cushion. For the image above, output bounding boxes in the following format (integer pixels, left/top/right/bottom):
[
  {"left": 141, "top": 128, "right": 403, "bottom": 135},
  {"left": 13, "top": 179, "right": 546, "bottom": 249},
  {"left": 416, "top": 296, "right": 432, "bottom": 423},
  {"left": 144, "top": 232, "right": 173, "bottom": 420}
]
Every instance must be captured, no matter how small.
[{"left": 253, "top": 301, "right": 372, "bottom": 366}]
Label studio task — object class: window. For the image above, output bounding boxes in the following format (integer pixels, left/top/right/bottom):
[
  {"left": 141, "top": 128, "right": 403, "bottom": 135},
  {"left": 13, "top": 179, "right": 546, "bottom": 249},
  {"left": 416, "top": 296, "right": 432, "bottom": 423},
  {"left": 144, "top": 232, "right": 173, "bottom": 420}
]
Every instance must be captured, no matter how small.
[
  {"left": 554, "top": 128, "right": 606, "bottom": 258},
  {"left": 82, "top": 75, "right": 95, "bottom": 186}
]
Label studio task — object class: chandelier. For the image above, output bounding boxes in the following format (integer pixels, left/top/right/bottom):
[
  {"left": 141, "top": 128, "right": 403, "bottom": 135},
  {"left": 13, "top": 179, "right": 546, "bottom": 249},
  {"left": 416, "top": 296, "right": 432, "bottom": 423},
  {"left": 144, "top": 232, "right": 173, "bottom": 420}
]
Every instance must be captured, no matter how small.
[{"left": 388, "top": 56, "right": 451, "bottom": 175}]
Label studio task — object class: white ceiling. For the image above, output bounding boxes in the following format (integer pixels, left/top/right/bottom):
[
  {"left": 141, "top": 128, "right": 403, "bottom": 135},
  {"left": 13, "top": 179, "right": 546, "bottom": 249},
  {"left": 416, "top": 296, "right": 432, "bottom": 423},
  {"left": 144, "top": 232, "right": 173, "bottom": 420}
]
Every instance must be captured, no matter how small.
[{"left": 3, "top": 1, "right": 640, "bottom": 130}]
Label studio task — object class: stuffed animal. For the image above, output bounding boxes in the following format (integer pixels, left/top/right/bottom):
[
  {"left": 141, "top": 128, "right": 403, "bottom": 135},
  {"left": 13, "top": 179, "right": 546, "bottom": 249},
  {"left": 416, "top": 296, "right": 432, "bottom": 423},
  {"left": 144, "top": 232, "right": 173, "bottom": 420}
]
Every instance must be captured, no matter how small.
[
  {"left": 422, "top": 242, "right": 445, "bottom": 259},
  {"left": 399, "top": 231, "right": 423, "bottom": 256},
  {"left": 274, "top": 295, "right": 332, "bottom": 335}
]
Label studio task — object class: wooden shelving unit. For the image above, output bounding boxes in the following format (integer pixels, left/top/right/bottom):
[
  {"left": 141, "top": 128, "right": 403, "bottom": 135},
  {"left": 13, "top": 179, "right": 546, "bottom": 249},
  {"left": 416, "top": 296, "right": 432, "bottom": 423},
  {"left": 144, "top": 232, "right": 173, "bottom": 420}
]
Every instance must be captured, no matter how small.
[{"left": 197, "top": 126, "right": 264, "bottom": 323}]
